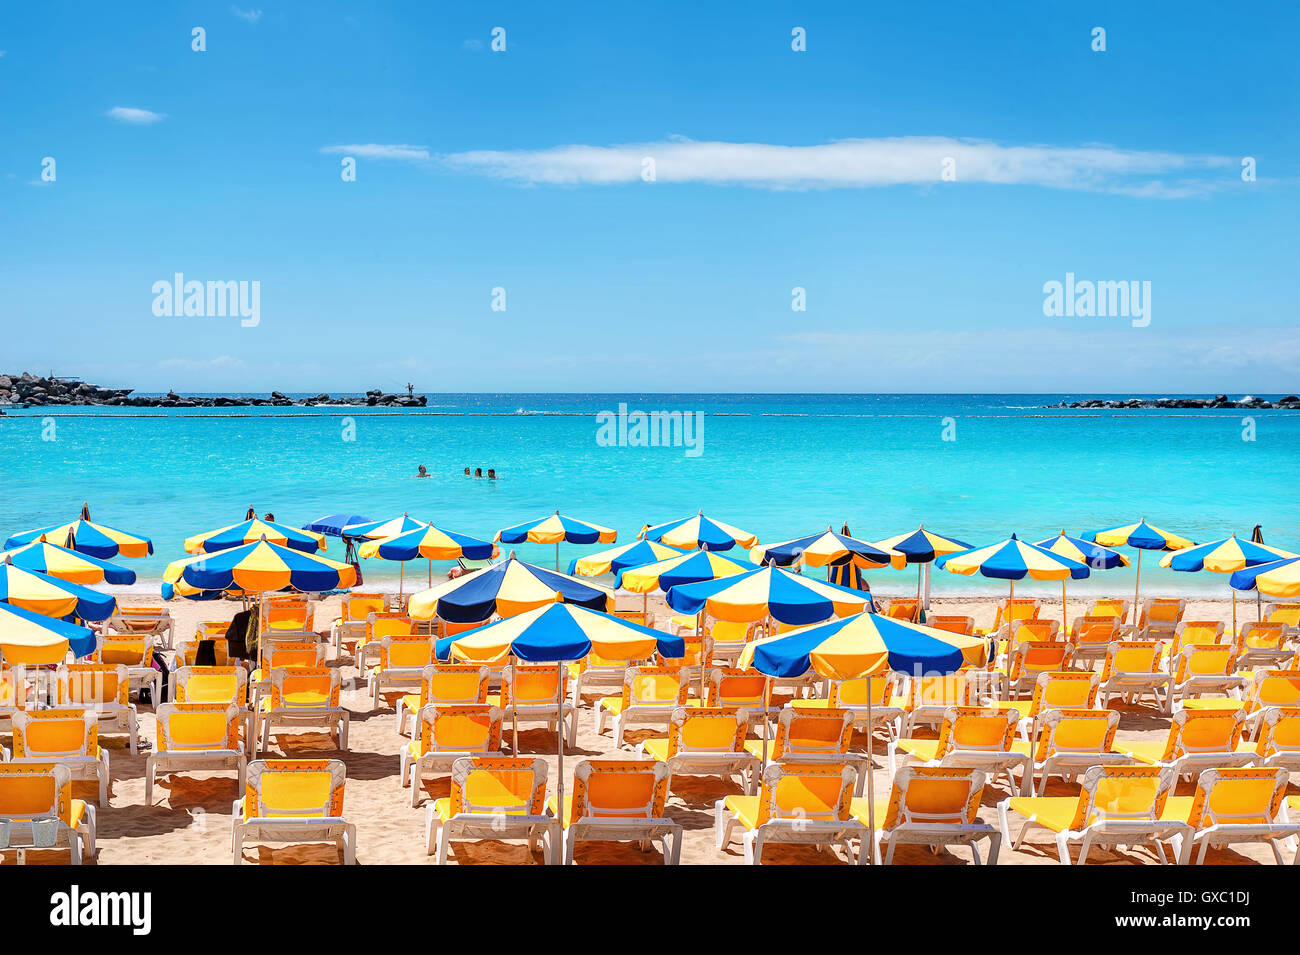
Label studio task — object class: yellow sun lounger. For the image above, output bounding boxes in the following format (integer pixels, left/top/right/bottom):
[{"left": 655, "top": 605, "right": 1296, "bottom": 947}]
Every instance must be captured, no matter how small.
[
  {"left": 929, "top": 615, "right": 975, "bottom": 635},
  {"left": 998, "top": 764, "right": 1187, "bottom": 864},
  {"left": 1138, "top": 597, "right": 1186, "bottom": 640},
  {"left": 706, "top": 667, "right": 779, "bottom": 722},
  {"left": 1234, "top": 622, "right": 1295, "bottom": 670},
  {"left": 1023, "top": 708, "right": 1133, "bottom": 795},
  {"left": 367, "top": 633, "right": 436, "bottom": 708},
  {"left": 404, "top": 704, "right": 504, "bottom": 807},
  {"left": 396, "top": 664, "right": 490, "bottom": 736},
  {"left": 1169, "top": 644, "right": 1246, "bottom": 708},
  {"left": 888, "top": 706, "right": 1031, "bottom": 795},
  {"left": 567, "top": 649, "right": 649, "bottom": 707},
  {"left": 791, "top": 673, "right": 904, "bottom": 740},
  {"left": 1162, "top": 767, "right": 1300, "bottom": 865},
  {"left": 853, "top": 765, "right": 999, "bottom": 865},
  {"left": 146, "top": 703, "right": 246, "bottom": 806},
  {"left": 330, "top": 592, "right": 388, "bottom": 654},
  {"left": 1249, "top": 707, "right": 1300, "bottom": 772},
  {"left": 354, "top": 611, "right": 413, "bottom": 671},
  {"left": 232, "top": 758, "right": 354, "bottom": 864},
  {"left": 635, "top": 706, "right": 758, "bottom": 792},
  {"left": 1069, "top": 616, "right": 1130, "bottom": 669},
  {"left": 984, "top": 670, "right": 1097, "bottom": 738},
  {"left": 258, "top": 666, "right": 349, "bottom": 756},
  {"left": 716, "top": 762, "right": 865, "bottom": 865},
  {"left": 742, "top": 707, "right": 872, "bottom": 794},
  {"left": 1087, "top": 598, "right": 1129, "bottom": 621},
  {"left": 1005, "top": 641, "right": 1075, "bottom": 696},
  {"left": 550, "top": 759, "right": 682, "bottom": 865},
  {"left": 55, "top": 663, "right": 139, "bottom": 756},
  {"left": 91, "top": 632, "right": 160, "bottom": 703},
  {"left": 884, "top": 598, "right": 920, "bottom": 623},
  {"left": 1165, "top": 620, "right": 1226, "bottom": 660},
  {"left": 899, "top": 672, "right": 971, "bottom": 735},
  {"left": 0, "top": 763, "right": 96, "bottom": 864},
  {"left": 249, "top": 640, "right": 328, "bottom": 713},
  {"left": 426, "top": 755, "right": 560, "bottom": 863},
  {"left": 1113, "top": 708, "right": 1254, "bottom": 779},
  {"left": 488, "top": 664, "right": 577, "bottom": 748},
  {"left": 10, "top": 709, "right": 110, "bottom": 807},
  {"left": 1098, "top": 641, "right": 1172, "bottom": 714},
  {"left": 0, "top": 665, "right": 35, "bottom": 735},
  {"left": 595, "top": 666, "right": 692, "bottom": 747},
  {"left": 1264, "top": 601, "right": 1300, "bottom": 635},
  {"left": 174, "top": 665, "right": 253, "bottom": 746},
  {"left": 108, "top": 605, "right": 174, "bottom": 650}
]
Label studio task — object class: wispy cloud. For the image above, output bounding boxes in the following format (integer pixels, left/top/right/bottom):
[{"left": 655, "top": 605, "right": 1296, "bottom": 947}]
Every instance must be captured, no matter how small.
[
  {"left": 230, "top": 6, "right": 262, "bottom": 23},
  {"left": 319, "top": 143, "right": 430, "bottom": 162},
  {"left": 107, "top": 106, "right": 165, "bottom": 125},
  {"left": 438, "top": 136, "right": 1237, "bottom": 198}
]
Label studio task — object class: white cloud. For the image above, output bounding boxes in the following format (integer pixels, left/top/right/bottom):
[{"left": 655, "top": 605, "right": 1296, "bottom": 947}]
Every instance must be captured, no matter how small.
[
  {"left": 319, "top": 143, "right": 430, "bottom": 162},
  {"left": 107, "top": 106, "right": 166, "bottom": 125},
  {"left": 230, "top": 6, "right": 262, "bottom": 23},
  {"left": 437, "top": 136, "right": 1236, "bottom": 198}
]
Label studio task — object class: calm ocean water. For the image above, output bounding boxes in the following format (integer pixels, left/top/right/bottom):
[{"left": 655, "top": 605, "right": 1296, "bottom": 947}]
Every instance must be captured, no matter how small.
[{"left": 2, "top": 394, "right": 1297, "bottom": 598}]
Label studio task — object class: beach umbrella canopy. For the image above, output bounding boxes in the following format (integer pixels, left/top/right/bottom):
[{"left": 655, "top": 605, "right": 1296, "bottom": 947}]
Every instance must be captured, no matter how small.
[
  {"left": 1162, "top": 534, "right": 1297, "bottom": 630},
  {"left": 1230, "top": 557, "right": 1300, "bottom": 599},
  {"left": 5, "top": 509, "right": 153, "bottom": 559},
  {"left": 1086, "top": 520, "right": 1194, "bottom": 552},
  {"left": 303, "top": 513, "right": 371, "bottom": 538},
  {"left": 0, "top": 602, "right": 97, "bottom": 664},
  {"left": 163, "top": 539, "right": 357, "bottom": 595},
  {"left": 341, "top": 513, "right": 427, "bottom": 540},
  {"left": 666, "top": 566, "right": 873, "bottom": 625},
  {"left": 567, "top": 539, "right": 686, "bottom": 578},
  {"left": 618, "top": 548, "right": 759, "bottom": 594},
  {"left": 750, "top": 527, "right": 906, "bottom": 570},
  {"left": 0, "top": 560, "right": 117, "bottom": 621},
  {"left": 497, "top": 511, "right": 616, "bottom": 569},
  {"left": 1034, "top": 532, "right": 1130, "bottom": 570},
  {"left": 1085, "top": 520, "right": 1194, "bottom": 623},
  {"left": 0, "top": 539, "right": 136, "bottom": 585},
  {"left": 407, "top": 555, "right": 613, "bottom": 623},
  {"left": 640, "top": 510, "right": 758, "bottom": 552},
  {"left": 435, "top": 602, "right": 685, "bottom": 664},
  {"left": 185, "top": 517, "right": 326, "bottom": 555},
  {"left": 359, "top": 525, "right": 498, "bottom": 562},
  {"left": 871, "top": 526, "right": 971, "bottom": 564},
  {"left": 1160, "top": 535, "right": 1295, "bottom": 573},
  {"left": 937, "top": 535, "right": 1091, "bottom": 582},
  {"left": 739, "top": 610, "right": 989, "bottom": 679}
]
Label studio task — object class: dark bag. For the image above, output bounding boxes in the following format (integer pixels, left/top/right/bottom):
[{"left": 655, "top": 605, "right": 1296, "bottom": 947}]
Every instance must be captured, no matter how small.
[
  {"left": 140, "top": 650, "right": 171, "bottom": 704},
  {"left": 226, "top": 608, "right": 254, "bottom": 660}
]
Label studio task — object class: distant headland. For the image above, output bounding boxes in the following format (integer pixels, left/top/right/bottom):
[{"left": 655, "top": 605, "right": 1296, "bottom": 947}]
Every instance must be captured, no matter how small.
[
  {"left": 0, "top": 372, "right": 427, "bottom": 408},
  {"left": 1045, "top": 394, "right": 1299, "bottom": 411}
]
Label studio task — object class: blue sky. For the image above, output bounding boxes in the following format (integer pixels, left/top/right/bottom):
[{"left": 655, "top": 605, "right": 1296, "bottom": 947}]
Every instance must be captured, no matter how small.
[{"left": 2, "top": 1, "right": 1296, "bottom": 393}]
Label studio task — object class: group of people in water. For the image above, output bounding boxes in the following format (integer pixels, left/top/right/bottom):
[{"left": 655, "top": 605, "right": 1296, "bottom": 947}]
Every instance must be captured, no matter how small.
[{"left": 415, "top": 465, "right": 496, "bottom": 479}]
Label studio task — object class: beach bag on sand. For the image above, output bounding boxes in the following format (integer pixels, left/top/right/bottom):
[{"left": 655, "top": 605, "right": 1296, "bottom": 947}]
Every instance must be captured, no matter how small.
[
  {"left": 226, "top": 608, "right": 255, "bottom": 661},
  {"left": 140, "top": 651, "right": 171, "bottom": 704}
]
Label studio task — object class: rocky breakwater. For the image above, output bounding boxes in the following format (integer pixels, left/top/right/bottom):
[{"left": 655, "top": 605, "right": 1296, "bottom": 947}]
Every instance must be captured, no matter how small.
[
  {"left": 1049, "top": 394, "right": 1300, "bottom": 411},
  {"left": 0, "top": 373, "right": 427, "bottom": 408}
]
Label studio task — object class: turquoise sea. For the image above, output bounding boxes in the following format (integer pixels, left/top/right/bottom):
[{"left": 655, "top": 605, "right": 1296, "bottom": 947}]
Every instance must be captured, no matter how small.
[{"left": 2, "top": 394, "right": 1297, "bottom": 598}]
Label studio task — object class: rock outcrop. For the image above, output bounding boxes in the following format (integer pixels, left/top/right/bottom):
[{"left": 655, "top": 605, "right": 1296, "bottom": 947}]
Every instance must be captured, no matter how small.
[
  {"left": 0, "top": 372, "right": 427, "bottom": 408},
  {"left": 1048, "top": 394, "right": 1299, "bottom": 411}
]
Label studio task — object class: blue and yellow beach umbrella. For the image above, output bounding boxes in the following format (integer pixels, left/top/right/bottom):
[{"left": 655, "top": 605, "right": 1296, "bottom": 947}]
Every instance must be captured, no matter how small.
[
  {"left": 435, "top": 602, "right": 685, "bottom": 818},
  {"left": 185, "top": 517, "right": 326, "bottom": 555},
  {"left": 5, "top": 507, "right": 153, "bottom": 560},
  {"left": 871, "top": 525, "right": 972, "bottom": 614},
  {"left": 360, "top": 524, "right": 499, "bottom": 590},
  {"left": 750, "top": 527, "right": 906, "bottom": 571},
  {"left": 163, "top": 539, "right": 357, "bottom": 595},
  {"left": 497, "top": 511, "right": 617, "bottom": 569},
  {"left": 341, "top": 514, "right": 427, "bottom": 541},
  {"left": 0, "top": 539, "right": 136, "bottom": 585},
  {"left": 568, "top": 539, "right": 686, "bottom": 579},
  {"left": 666, "top": 566, "right": 873, "bottom": 626},
  {"left": 407, "top": 555, "right": 613, "bottom": 624},
  {"left": 618, "top": 548, "right": 759, "bottom": 594},
  {"left": 1163, "top": 535, "right": 1297, "bottom": 630},
  {"left": 1230, "top": 556, "right": 1300, "bottom": 599},
  {"left": 0, "top": 559, "right": 117, "bottom": 621},
  {"left": 0, "top": 602, "right": 97, "bottom": 665},
  {"left": 1085, "top": 519, "right": 1194, "bottom": 623},
  {"left": 938, "top": 534, "right": 1090, "bottom": 629},
  {"left": 639, "top": 510, "right": 758, "bottom": 553},
  {"left": 1034, "top": 532, "right": 1129, "bottom": 571},
  {"left": 738, "top": 610, "right": 987, "bottom": 840}
]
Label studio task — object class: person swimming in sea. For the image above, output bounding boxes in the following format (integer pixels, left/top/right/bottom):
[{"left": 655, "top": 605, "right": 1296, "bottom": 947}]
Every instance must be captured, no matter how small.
[
  {"left": 263, "top": 512, "right": 275, "bottom": 522},
  {"left": 474, "top": 467, "right": 483, "bottom": 478},
  {"left": 487, "top": 469, "right": 497, "bottom": 479},
  {"left": 463, "top": 467, "right": 471, "bottom": 476},
  {"left": 416, "top": 465, "right": 429, "bottom": 478}
]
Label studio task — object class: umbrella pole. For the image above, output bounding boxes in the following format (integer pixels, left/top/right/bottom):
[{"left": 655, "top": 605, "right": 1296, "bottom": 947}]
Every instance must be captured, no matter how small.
[
  {"left": 1062, "top": 580, "right": 1068, "bottom": 632},
  {"left": 511, "top": 660, "right": 519, "bottom": 754},
  {"left": 399, "top": 561, "right": 405, "bottom": 600},
  {"left": 1132, "top": 550, "right": 1142, "bottom": 625},
  {"left": 1231, "top": 588, "right": 1237, "bottom": 635},
  {"left": 761, "top": 676, "right": 771, "bottom": 776},
  {"left": 1005, "top": 580, "right": 1014, "bottom": 687},
  {"left": 555, "top": 661, "right": 566, "bottom": 830},
  {"left": 555, "top": 542, "right": 560, "bottom": 571},
  {"left": 697, "top": 612, "right": 706, "bottom": 702},
  {"left": 866, "top": 689, "right": 875, "bottom": 864},
  {"left": 428, "top": 558, "right": 432, "bottom": 588},
  {"left": 1256, "top": 591, "right": 1262, "bottom": 623}
]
